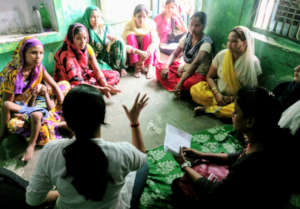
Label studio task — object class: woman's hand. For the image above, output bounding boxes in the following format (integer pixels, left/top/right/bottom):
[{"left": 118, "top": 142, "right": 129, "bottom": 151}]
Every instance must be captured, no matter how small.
[
  {"left": 106, "top": 84, "right": 121, "bottom": 94},
  {"left": 182, "top": 147, "right": 204, "bottom": 162},
  {"left": 215, "top": 92, "right": 226, "bottom": 106},
  {"left": 174, "top": 147, "right": 187, "bottom": 165},
  {"left": 32, "top": 86, "right": 39, "bottom": 97},
  {"left": 97, "top": 86, "right": 111, "bottom": 98},
  {"left": 122, "top": 93, "right": 149, "bottom": 125},
  {"left": 107, "top": 35, "right": 116, "bottom": 42},
  {"left": 171, "top": 83, "right": 182, "bottom": 97},
  {"left": 223, "top": 95, "right": 235, "bottom": 104},
  {"left": 136, "top": 50, "right": 149, "bottom": 60},
  {"left": 39, "top": 85, "right": 48, "bottom": 96},
  {"left": 160, "top": 67, "right": 169, "bottom": 81}
]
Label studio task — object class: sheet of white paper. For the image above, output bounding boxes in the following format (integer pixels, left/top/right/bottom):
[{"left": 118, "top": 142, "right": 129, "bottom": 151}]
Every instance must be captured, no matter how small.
[{"left": 164, "top": 124, "right": 192, "bottom": 156}]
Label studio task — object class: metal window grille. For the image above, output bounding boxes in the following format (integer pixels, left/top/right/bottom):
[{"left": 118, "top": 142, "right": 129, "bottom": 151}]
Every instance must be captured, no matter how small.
[{"left": 254, "top": 0, "right": 300, "bottom": 41}]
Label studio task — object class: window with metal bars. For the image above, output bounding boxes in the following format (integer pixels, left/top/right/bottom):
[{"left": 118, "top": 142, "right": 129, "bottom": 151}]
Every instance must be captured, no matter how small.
[{"left": 253, "top": 0, "right": 300, "bottom": 41}]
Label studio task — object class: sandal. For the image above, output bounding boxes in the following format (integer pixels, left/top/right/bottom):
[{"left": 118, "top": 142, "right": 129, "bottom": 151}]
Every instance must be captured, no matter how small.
[{"left": 193, "top": 106, "right": 205, "bottom": 117}]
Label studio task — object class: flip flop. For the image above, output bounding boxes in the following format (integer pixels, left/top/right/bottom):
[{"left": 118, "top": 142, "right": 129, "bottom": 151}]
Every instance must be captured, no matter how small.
[{"left": 193, "top": 106, "right": 205, "bottom": 117}]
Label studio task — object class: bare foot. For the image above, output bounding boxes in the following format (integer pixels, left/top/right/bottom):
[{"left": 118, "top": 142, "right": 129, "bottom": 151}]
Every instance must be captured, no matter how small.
[
  {"left": 134, "top": 63, "right": 142, "bottom": 78},
  {"left": 193, "top": 106, "right": 205, "bottom": 117},
  {"left": 120, "top": 69, "right": 128, "bottom": 77},
  {"left": 145, "top": 66, "right": 154, "bottom": 79},
  {"left": 134, "top": 72, "right": 141, "bottom": 78},
  {"left": 22, "top": 145, "right": 35, "bottom": 162}
]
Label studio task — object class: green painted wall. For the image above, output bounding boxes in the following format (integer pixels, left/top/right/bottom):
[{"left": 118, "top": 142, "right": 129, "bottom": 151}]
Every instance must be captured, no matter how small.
[
  {"left": 201, "top": 0, "right": 300, "bottom": 89},
  {"left": 2, "top": 0, "right": 299, "bottom": 89},
  {"left": 0, "top": 0, "right": 97, "bottom": 75}
]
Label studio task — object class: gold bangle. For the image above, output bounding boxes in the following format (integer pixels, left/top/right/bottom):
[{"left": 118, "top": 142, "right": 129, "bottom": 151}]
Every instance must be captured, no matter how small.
[{"left": 211, "top": 87, "right": 219, "bottom": 95}]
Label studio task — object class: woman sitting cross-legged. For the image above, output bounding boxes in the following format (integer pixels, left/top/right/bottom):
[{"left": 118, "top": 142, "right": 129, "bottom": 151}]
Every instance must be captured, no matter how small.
[
  {"left": 0, "top": 37, "right": 64, "bottom": 162},
  {"left": 26, "top": 85, "right": 150, "bottom": 209},
  {"left": 54, "top": 23, "right": 120, "bottom": 98},
  {"left": 154, "top": 0, "right": 187, "bottom": 56},
  {"left": 156, "top": 11, "right": 213, "bottom": 97},
  {"left": 81, "top": 6, "right": 129, "bottom": 77},
  {"left": 122, "top": 4, "right": 159, "bottom": 79},
  {"left": 191, "top": 26, "right": 262, "bottom": 118},
  {"left": 172, "top": 87, "right": 297, "bottom": 209}
]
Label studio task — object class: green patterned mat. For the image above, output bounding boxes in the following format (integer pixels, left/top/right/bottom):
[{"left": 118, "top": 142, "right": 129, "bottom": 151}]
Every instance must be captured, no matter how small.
[{"left": 139, "top": 125, "right": 242, "bottom": 209}]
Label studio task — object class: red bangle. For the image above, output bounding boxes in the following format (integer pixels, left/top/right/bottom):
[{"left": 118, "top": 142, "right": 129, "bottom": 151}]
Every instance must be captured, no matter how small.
[{"left": 130, "top": 123, "right": 140, "bottom": 128}]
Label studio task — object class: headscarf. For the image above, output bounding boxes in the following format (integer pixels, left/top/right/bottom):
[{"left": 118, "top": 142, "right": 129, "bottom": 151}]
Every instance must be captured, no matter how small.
[
  {"left": 15, "top": 38, "right": 44, "bottom": 94},
  {"left": 278, "top": 100, "right": 300, "bottom": 135},
  {"left": 222, "top": 26, "right": 262, "bottom": 95},
  {"left": 54, "top": 23, "right": 94, "bottom": 86},
  {"left": 81, "top": 6, "right": 108, "bottom": 47},
  {"left": 1, "top": 37, "right": 44, "bottom": 95}
]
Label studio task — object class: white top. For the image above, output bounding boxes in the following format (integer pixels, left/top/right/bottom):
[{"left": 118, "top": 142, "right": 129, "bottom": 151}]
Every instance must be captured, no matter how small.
[
  {"left": 278, "top": 100, "right": 300, "bottom": 135},
  {"left": 212, "top": 49, "right": 262, "bottom": 95},
  {"left": 178, "top": 37, "right": 212, "bottom": 75},
  {"left": 26, "top": 138, "right": 147, "bottom": 209}
]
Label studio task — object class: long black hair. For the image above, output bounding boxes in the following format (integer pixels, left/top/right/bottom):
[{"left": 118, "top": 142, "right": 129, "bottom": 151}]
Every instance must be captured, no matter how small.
[
  {"left": 190, "top": 11, "right": 207, "bottom": 28},
  {"left": 133, "top": 4, "right": 149, "bottom": 16},
  {"left": 62, "top": 84, "right": 109, "bottom": 201},
  {"left": 236, "top": 86, "right": 282, "bottom": 146},
  {"left": 236, "top": 86, "right": 299, "bottom": 195}
]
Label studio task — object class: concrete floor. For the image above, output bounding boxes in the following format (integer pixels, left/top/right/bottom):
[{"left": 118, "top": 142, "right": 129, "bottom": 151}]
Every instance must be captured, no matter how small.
[{"left": 1, "top": 71, "right": 224, "bottom": 181}]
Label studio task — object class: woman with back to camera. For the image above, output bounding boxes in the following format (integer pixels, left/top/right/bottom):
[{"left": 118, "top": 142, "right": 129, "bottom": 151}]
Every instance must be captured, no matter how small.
[{"left": 26, "top": 84, "right": 149, "bottom": 209}]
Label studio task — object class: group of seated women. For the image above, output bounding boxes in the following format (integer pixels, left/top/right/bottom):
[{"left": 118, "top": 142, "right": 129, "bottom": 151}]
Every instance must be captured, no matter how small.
[
  {"left": 0, "top": 2, "right": 174, "bottom": 161},
  {"left": 0, "top": 2, "right": 299, "bottom": 209},
  {"left": 156, "top": 12, "right": 264, "bottom": 119}
]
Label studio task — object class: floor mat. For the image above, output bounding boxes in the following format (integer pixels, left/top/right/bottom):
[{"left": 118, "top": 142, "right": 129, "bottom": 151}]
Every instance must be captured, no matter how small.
[{"left": 139, "top": 125, "right": 242, "bottom": 209}]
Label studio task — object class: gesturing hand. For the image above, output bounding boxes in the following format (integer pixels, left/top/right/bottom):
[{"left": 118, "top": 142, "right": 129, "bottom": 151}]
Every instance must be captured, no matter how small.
[{"left": 122, "top": 93, "right": 149, "bottom": 125}]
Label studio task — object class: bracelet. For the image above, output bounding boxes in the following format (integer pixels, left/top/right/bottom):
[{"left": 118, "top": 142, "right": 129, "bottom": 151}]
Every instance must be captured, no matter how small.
[
  {"left": 181, "top": 161, "right": 191, "bottom": 169},
  {"left": 130, "top": 123, "right": 140, "bottom": 128}
]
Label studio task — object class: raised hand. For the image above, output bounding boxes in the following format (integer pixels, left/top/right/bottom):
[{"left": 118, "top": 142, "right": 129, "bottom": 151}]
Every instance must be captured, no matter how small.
[{"left": 122, "top": 93, "right": 149, "bottom": 125}]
